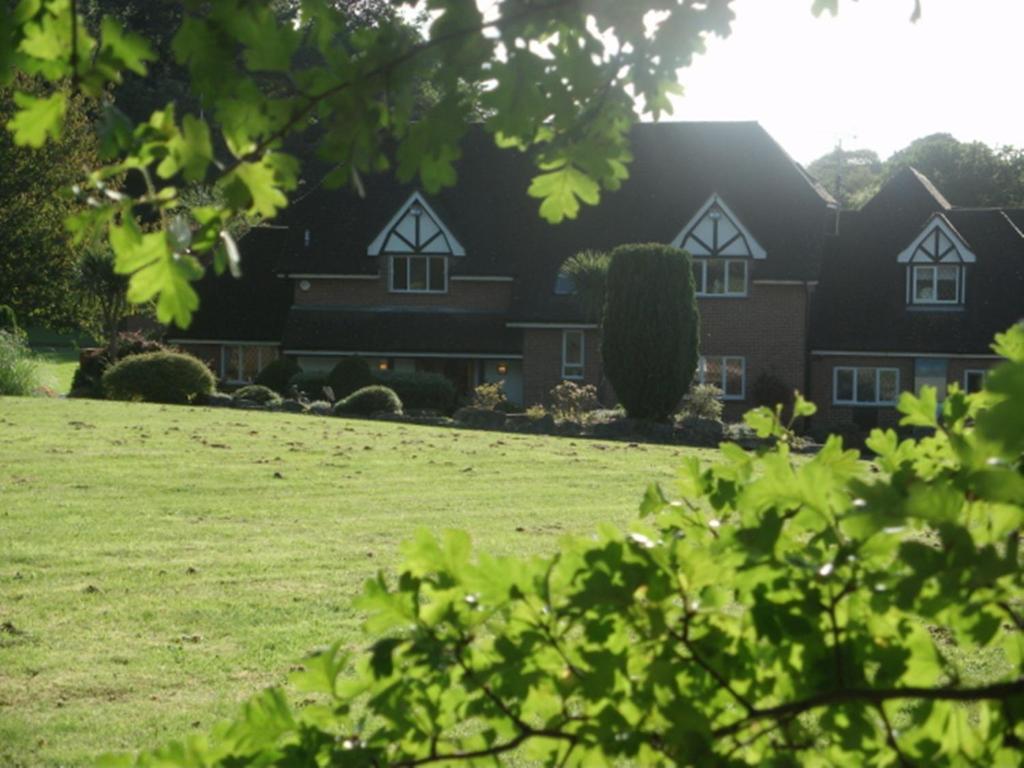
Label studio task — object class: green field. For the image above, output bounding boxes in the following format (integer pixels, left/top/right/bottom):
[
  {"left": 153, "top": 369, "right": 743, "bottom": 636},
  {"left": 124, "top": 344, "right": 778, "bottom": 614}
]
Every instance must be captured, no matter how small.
[{"left": 0, "top": 397, "right": 708, "bottom": 767}]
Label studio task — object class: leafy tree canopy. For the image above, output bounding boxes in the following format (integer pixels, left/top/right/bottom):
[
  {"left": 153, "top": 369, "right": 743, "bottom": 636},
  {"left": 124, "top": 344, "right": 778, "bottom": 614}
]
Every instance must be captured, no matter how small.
[
  {"left": 806, "top": 146, "right": 882, "bottom": 209},
  {"left": 883, "top": 133, "right": 1024, "bottom": 207},
  {"left": 3, "top": 0, "right": 745, "bottom": 329},
  {"left": 0, "top": 73, "right": 99, "bottom": 330},
  {"left": 808, "top": 133, "right": 1024, "bottom": 210}
]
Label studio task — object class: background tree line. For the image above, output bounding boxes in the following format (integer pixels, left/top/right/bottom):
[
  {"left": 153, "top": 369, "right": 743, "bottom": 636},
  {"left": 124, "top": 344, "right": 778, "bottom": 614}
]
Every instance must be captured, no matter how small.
[{"left": 807, "top": 132, "right": 1024, "bottom": 209}]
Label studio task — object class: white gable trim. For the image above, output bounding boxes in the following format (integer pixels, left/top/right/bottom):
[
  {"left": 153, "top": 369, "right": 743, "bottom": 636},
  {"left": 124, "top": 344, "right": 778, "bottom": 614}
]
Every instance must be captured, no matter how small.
[
  {"left": 367, "top": 191, "right": 466, "bottom": 257},
  {"left": 897, "top": 214, "right": 977, "bottom": 264},
  {"left": 670, "top": 194, "right": 767, "bottom": 260}
]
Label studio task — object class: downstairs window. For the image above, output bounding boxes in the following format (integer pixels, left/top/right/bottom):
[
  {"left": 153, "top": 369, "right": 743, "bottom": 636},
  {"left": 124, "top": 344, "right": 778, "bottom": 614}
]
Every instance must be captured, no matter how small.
[{"left": 833, "top": 366, "right": 899, "bottom": 406}]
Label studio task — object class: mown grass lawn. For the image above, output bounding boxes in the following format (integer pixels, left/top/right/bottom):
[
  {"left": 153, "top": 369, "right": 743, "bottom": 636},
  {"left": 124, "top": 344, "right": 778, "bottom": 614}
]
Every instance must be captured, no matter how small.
[{"left": 0, "top": 397, "right": 711, "bottom": 767}]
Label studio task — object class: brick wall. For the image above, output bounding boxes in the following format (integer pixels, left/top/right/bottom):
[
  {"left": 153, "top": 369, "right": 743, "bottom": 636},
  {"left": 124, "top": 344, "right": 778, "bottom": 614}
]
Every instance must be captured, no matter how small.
[
  {"left": 522, "top": 329, "right": 603, "bottom": 407},
  {"left": 699, "top": 282, "right": 810, "bottom": 419},
  {"left": 947, "top": 358, "right": 1000, "bottom": 390},
  {"left": 810, "top": 354, "right": 1000, "bottom": 430},
  {"left": 809, "top": 355, "right": 911, "bottom": 431},
  {"left": 295, "top": 275, "right": 514, "bottom": 312}
]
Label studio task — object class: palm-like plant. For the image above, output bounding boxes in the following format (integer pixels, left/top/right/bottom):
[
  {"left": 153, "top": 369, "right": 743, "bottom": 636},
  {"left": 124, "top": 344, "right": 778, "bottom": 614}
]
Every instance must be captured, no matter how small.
[{"left": 560, "top": 249, "right": 610, "bottom": 323}]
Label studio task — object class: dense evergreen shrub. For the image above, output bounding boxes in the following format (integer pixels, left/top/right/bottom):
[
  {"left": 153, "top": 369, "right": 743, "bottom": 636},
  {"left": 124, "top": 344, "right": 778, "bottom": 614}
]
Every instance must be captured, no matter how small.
[
  {"left": 332, "top": 385, "right": 403, "bottom": 416},
  {"left": 601, "top": 243, "right": 699, "bottom": 421},
  {"left": 101, "top": 351, "right": 215, "bottom": 404},
  {"left": 0, "top": 304, "right": 18, "bottom": 334},
  {"left": 253, "top": 357, "right": 300, "bottom": 395},
  {"left": 375, "top": 371, "right": 456, "bottom": 413},
  {"left": 288, "top": 371, "right": 331, "bottom": 400},
  {"left": 0, "top": 330, "right": 38, "bottom": 396},
  {"left": 328, "top": 357, "right": 374, "bottom": 399},
  {"left": 231, "top": 384, "right": 281, "bottom": 405}
]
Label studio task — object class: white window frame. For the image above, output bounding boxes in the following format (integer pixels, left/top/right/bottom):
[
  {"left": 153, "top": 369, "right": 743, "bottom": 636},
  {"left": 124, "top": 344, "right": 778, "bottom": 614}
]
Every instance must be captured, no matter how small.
[
  {"left": 696, "top": 356, "right": 746, "bottom": 400},
  {"left": 389, "top": 254, "right": 448, "bottom": 294},
  {"left": 221, "top": 345, "right": 273, "bottom": 384},
  {"left": 832, "top": 366, "right": 900, "bottom": 406},
  {"left": 963, "top": 368, "right": 987, "bottom": 394},
  {"left": 910, "top": 264, "right": 962, "bottom": 305},
  {"left": 693, "top": 259, "right": 748, "bottom": 297},
  {"left": 561, "top": 330, "right": 585, "bottom": 380}
]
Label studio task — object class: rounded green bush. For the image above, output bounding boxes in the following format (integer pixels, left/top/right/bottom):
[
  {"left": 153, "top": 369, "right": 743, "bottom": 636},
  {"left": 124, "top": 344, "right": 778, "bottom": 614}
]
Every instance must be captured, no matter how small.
[
  {"left": 232, "top": 384, "right": 282, "bottom": 405},
  {"left": 601, "top": 243, "right": 699, "bottom": 421},
  {"left": 328, "top": 357, "right": 374, "bottom": 400},
  {"left": 101, "top": 351, "right": 215, "bottom": 404},
  {"left": 375, "top": 371, "right": 457, "bottom": 413},
  {"left": 253, "top": 357, "right": 300, "bottom": 395},
  {"left": 332, "top": 385, "right": 403, "bottom": 417}
]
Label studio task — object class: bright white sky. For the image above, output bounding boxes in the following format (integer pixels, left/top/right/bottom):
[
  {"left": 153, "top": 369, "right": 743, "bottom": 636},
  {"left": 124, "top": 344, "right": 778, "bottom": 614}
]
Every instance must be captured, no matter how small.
[
  {"left": 667, "top": 0, "right": 1022, "bottom": 163},
  {"left": 468, "top": 0, "right": 1021, "bottom": 164}
]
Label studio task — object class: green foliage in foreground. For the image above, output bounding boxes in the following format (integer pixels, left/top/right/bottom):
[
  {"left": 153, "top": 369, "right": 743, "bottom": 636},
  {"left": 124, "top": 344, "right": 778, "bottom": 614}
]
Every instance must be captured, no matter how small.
[{"left": 108, "top": 326, "right": 1024, "bottom": 766}]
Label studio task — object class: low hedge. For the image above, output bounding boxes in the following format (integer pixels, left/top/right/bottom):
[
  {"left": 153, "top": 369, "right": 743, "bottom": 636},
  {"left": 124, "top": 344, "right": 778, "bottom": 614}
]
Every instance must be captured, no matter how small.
[
  {"left": 333, "top": 385, "right": 403, "bottom": 416},
  {"left": 232, "top": 384, "right": 282, "bottom": 405},
  {"left": 101, "top": 351, "right": 215, "bottom": 404},
  {"left": 374, "top": 371, "right": 456, "bottom": 413},
  {"left": 254, "top": 358, "right": 300, "bottom": 395}
]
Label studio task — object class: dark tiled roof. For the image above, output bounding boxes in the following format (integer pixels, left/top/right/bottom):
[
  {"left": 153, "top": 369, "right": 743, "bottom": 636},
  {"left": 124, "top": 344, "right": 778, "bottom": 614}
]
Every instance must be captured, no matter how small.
[
  {"left": 812, "top": 171, "right": 1024, "bottom": 354},
  {"left": 276, "top": 122, "right": 837, "bottom": 322},
  {"left": 1005, "top": 209, "right": 1024, "bottom": 234},
  {"left": 171, "top": 227, "right": 292, "bottom": 342},
  {"left": 282, "top": 307, "right": 522, "bottom": 355}
]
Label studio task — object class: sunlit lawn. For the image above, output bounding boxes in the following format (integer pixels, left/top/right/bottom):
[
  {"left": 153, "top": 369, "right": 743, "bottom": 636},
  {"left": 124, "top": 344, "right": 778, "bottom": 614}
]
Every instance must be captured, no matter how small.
[{"left": 0, "top": 397, "right": 710, "bottom": 767}]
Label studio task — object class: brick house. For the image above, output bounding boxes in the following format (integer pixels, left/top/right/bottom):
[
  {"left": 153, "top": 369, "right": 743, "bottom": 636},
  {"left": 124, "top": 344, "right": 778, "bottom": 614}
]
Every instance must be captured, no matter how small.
[
  {"left": 809, "top": 168, "right": 1024, "bottom": 431},
  {"left": 173, "top": 121, "right": 839, "bottom": 412}
]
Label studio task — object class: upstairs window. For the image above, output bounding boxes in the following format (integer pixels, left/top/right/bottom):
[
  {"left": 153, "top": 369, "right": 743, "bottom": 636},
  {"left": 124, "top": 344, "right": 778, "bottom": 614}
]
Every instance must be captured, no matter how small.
[
  {"left": 391, "top": 255, "right": 447, "bottom": 293},
  {"left": 912, "top": 264, "right": 960, "bottom": 304},
  {"left": 693, "top": 259, "right": 747, "bottom": 296},
  {"left": 671, "top": 194, "right": 765, "bottom": 299},
  {"left": 554, "top": 272, "right": 576, "bottom": 295},
  {"left": 368, "top": 192, "right": 465, "bottom": 294},
  {"left": 833, "top": 366, "right": 900, "bottom": 406},
  {"left": 898, "top": 215, "right": 975, "bottom": 306},
  {"left": 562, "top": 330, "right": 584, "bottom": 380}
]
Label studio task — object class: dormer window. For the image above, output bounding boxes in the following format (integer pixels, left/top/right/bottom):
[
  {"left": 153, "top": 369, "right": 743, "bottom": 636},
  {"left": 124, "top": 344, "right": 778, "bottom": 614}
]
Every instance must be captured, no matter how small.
[
  {"left": 554, "top": 272, "right": 576, "bottom": 295},
  {"left": 912, "top": 264, "right": 960, "bottom": 304},
  {"left": 367, "top": 191, "right": 465, "bottom": 294},
  {"left": 898, "top": 215, "right": 976, "bottom": 306},
  {"left": 670, "top": 194, "right": 766, "bottom": 298}
]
